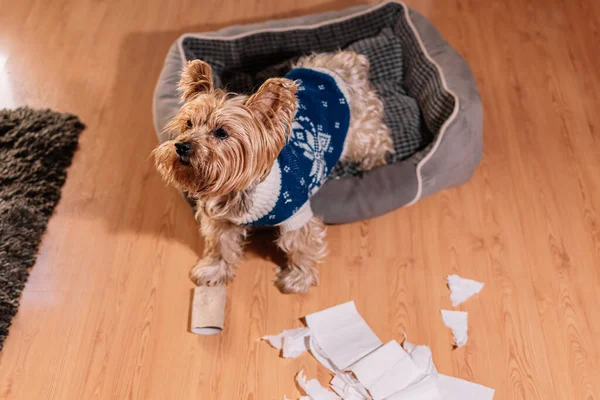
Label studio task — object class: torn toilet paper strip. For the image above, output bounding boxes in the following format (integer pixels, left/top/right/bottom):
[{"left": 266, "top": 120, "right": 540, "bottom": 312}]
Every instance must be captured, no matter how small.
[
  {"left": 402, "top": 342, "right": 437, "bottom": 375},
  {"left": 440, "top": 310, "right": 469, "bottom": 347},
  {"left": 261, "top": 327, "right": 310, "bottom": 358},
  {"left": 349, "top": 340, "right": 425, "bottom": 399},
  {"left": 382, "top": 341, "right": 442, "bottom": 400},
  {"left": 308, "top": 336, "right": 341, "bottom": 374},
  {"left": 305, "top": 301, "right": 382, "bottom": 370},
  {"left": 447, "top": 275, "right": 485, "bottom": 307},
  {"left": 283, "top": 328, "right": 311, "bottom": 358},
  {"left": 296, "top": 369, "right": 340, "bottom": 400},
  {"left": 307, "top": 336, "right": 371, "bottom": 399},
  {"left": 437, "top": 374, "right": 495, "bottom": 400},
  {"left": 262, "top": 327, "right": 306, "bottom": 349},
  {"left": 349, "top": 340, "right": 409, "bottom": 387},
  {"left": 385, "top": 374, "right": 441, "bottom": 400},
  {"left": 330, "top": 374, "right": 370, "bottom": 400}
]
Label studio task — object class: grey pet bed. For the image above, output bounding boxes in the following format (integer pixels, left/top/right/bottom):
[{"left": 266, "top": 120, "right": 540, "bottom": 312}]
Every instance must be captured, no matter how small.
[{"left": 153, "top": 1, "right": 482, "bottom": 224}]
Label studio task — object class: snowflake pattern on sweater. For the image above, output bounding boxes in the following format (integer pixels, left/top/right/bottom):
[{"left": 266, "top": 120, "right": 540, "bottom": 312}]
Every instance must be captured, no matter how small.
[{"left": 242, "top": 68, "right": 351, "bottom": 228}]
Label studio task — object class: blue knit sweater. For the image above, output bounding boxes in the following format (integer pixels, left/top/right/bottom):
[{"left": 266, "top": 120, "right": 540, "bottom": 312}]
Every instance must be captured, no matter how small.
[{"left": 232, "top": 68, "right": 351, "bottom": 231}]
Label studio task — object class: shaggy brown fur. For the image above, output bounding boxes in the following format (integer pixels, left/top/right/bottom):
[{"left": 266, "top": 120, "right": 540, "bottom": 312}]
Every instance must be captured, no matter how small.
[
  {"left": 0, "top": 107, "right": 84, "bottom": 349},
  {"left": 154, "top": 53, "right": 392, "bottom": 293}
]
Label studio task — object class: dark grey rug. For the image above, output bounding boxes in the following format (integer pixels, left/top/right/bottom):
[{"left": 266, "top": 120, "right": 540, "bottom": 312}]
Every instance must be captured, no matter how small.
[{"left": 0, "top": 107, "right": 84, "bottom": 350}]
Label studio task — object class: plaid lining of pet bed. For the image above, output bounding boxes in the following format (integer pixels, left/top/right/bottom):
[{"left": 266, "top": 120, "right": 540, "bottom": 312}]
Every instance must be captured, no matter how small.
[{"left": 180, "top": 2, "right": 454, "bottom": 178}]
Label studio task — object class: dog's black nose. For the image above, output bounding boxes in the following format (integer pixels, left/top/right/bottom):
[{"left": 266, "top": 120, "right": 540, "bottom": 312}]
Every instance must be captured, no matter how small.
[{"left": 175, "top": 142, "right": 192, "bottom": 156}]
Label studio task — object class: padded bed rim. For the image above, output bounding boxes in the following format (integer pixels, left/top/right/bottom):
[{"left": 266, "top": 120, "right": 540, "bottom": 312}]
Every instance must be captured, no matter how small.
[{"left": 397, "top": 4, "right": 459, "bottom": 205}]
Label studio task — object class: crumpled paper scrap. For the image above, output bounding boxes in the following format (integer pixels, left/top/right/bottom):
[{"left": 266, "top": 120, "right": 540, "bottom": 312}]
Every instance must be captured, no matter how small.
[
  {"left": 330, "top": 373, "right": 370, "bottom": 400},
  {"left": 447, "top": 275, "right": 485, "bottom": 307},
  {"left": 296, "top": 369, "right": 340, "bottom": 400},
  {"left": 261, "top": 327, "right": 311, "bottom": 358},
  {"left": 440, "top": 310, "right": 469, "bottom": 348}
]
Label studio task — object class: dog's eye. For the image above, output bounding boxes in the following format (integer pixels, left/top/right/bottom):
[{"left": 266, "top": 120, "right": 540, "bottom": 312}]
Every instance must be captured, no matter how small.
[
  {"left": 186, "top": 120, "right": 193, "bottom": 129},
  {"left": 213, "top": 127, "right": 228, "bottom": 140}
]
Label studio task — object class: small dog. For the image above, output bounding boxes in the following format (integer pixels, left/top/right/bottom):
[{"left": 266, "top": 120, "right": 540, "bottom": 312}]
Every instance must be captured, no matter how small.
[{"left": 153, "top": 51, "right": 393, "bottom": 293}]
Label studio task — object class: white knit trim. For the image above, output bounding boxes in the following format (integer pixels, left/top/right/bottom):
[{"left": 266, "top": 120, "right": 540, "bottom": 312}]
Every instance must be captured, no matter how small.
[
  {"left": 231, "top": 160, "right": 281, "bottom": 225},
  {"left": 278, "top": 202, "right": 313, "bottom": 232}
]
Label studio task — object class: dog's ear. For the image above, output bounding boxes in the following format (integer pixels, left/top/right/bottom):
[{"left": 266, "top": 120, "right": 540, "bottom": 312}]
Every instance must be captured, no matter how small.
[
  {"left": 246, "top": 78, "right": 297, "bottom": 131},
  {"left": 178, "top": 60, "right": 214, "bottom": 102}
]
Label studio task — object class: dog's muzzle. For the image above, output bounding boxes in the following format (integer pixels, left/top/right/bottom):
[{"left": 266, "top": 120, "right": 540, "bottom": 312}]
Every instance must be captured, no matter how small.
[{"left": 175, "top": 142, "right": 191, "bottom": 165}]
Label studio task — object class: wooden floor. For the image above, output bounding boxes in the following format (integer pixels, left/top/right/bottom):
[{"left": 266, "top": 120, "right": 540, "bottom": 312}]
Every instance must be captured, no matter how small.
[{"left": 1, "top": 0, "right": 599, "bottom": 398}]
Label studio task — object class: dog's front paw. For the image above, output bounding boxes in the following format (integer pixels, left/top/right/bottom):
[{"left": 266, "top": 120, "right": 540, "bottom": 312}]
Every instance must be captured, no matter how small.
[
  {"left": 274, "top": 265, "right": 319, "bottom": 294},
  {"left": 190, "top": 259, "right": 235, "bottom": 286}
]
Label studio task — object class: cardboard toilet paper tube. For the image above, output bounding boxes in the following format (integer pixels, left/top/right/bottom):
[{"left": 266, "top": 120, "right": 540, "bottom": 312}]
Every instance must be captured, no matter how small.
[{"left": 191, "top": 286, "right": 226, "bottom": 335}]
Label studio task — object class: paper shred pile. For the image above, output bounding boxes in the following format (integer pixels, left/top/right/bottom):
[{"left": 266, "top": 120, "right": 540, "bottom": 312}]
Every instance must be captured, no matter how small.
[{"left": 263, "top": 301, "right": 494, "bottom": 400}]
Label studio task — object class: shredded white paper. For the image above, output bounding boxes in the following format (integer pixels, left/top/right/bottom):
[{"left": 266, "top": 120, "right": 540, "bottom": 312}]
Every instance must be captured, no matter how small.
[
  {"left": 283, "top": 327, "right": 311, "bottom": 358},
  {"left": 261, "top": 327, "right": 310, "bottom": 358},
  {"left": 385, "top": 373, "right": 441, "bottom": 400},
  {"left": 330, "top": 373, "right": 370, "bottom": 400},
  {"left": 447, "top": 275, "right": 485, "bottom": 307},
  {"left": 437, "top": 374, "right": 495, "bottom": 399},
  {"left": 296, "top": 369, "right": 341, "bottom": 400},
  {"left": 262, "top": 327, "right": 306, "bottom": 350},
  {"left": 305, "top": 301, "right": 382, "bottom": 370},
  {"left": 440, "top": 310, "right": 469, "bottom": 348},
  {"left": 261, "top": 301, "right": 493, "bottom": 399},
  {"left": 349, "top": 340, "right": 425, "bottom": 399}
]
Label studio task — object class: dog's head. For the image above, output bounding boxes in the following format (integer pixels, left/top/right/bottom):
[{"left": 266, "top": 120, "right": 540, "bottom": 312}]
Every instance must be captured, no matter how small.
[{"left": 153, "top": 60, "right": 297, "bottom": 198}]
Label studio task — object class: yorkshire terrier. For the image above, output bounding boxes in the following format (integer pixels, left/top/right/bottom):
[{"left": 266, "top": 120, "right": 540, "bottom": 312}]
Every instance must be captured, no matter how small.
[{"left": 153, "top": 51, "right": 393, "bottom": 293}]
